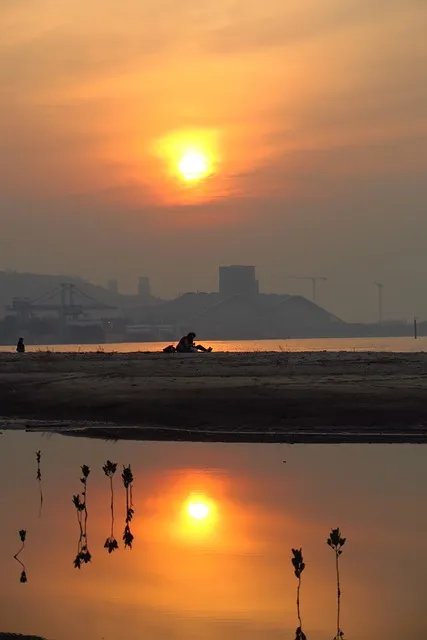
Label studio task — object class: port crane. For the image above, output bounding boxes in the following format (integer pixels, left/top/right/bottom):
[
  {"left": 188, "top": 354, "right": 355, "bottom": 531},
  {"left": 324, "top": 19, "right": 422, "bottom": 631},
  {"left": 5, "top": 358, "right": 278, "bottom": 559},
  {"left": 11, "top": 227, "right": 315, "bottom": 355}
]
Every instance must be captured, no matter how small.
[
  {"left": 374, "top": 282, "right": 384, "bottom": 324},
  {"left": 7, "top": 282, "right": 116, "bottom": 324}
]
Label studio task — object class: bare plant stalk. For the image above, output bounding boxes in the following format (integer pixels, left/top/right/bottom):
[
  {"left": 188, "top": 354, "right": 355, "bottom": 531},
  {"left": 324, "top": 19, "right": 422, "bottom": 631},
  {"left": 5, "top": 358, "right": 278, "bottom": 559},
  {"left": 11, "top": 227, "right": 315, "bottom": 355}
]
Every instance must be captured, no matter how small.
[
  {"left": 103, "top": 460, "right": 118, "bottom": 553},
  {"left": 73, "top": 465, "right": 91, "bottom": 568},
  {"left": 336, "top": 551, "right": 341, "bottom": 635},
  {"left": 81, "top": 465, "right": 91, "bottom": 562},
  {"left": 83, "top": 469, "right": 89, "bottom": 533},
  {"left": 291, "top": 548, "right": 306, "bottom": 639},
  {"left": 76, "top": 502, "right": 83, "bottom": 535},
  {"left": 36, "top": 450, "right": 43, "bottom": 518},
  {"left": 327, "top": 528, "right": 346, "bottom": 639},
  {"left": 14, "top": 530, "right": 28, "bottom": 583},
  {"left": 122, "top": 464, "right": 134, "bottom": 549},
  {"left": 110, "top": 475, "right": 115, "bottom": 537}
]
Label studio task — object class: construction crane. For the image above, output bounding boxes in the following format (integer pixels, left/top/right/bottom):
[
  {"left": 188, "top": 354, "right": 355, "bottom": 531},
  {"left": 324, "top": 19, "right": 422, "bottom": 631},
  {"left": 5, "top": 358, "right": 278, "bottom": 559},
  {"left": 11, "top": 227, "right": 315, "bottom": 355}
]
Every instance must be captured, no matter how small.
[
  {"left": 7, "top": 282, "right": 116, "bottom": 325},
  {"left": 374, "top": 282, "right": 384, "bottom": 324},
  {"left": 290, "top": 276, "right": 327, "bottom": 304}
]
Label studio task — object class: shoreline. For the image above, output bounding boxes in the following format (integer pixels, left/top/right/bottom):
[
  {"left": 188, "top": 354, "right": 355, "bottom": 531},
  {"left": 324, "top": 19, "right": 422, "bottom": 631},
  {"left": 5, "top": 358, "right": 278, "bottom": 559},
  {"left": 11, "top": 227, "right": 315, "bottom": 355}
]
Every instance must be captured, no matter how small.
[
  {"left": 3, "top": 420, "right": 427, "bottom": 444},
  {"left": 1, "top": 350, "right": 427, "bottom": 443}
]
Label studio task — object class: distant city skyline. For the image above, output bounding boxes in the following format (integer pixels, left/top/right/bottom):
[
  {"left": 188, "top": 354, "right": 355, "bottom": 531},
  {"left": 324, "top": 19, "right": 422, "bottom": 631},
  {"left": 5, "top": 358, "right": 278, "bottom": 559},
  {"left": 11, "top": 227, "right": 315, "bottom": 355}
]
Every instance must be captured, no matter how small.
[{"left": 0, "top": 265, "right": 422, "bottom": 325}]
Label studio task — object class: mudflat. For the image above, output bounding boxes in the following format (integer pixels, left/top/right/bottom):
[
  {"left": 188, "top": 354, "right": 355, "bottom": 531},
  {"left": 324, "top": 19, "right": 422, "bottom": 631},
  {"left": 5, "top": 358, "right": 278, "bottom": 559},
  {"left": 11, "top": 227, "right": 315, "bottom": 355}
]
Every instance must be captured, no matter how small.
[{"left": 1, "top": 350, "right": 427, "bottom": 442}]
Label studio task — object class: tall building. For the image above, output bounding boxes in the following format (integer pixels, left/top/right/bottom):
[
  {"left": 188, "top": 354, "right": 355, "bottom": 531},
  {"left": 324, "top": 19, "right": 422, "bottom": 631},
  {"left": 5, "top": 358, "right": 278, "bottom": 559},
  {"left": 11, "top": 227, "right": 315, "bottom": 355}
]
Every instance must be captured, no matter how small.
[
  {"left": 219, "top": 265, "right": 259, "bottom": 296},
  {"left": 138, "top": 276, "right": 151, "bottom": 298},
  {"left": 107, "top": 279, "right": 119, "bottom": 294}
]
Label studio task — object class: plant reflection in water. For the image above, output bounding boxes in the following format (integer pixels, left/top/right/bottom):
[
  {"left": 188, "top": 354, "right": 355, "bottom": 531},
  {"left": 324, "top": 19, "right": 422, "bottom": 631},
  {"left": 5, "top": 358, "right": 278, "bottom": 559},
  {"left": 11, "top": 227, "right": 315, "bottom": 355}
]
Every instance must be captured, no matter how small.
[
  {"left": 72, "top": 465, "right": 91, "bottom": 568},
  {"left": 102, "top": 460, "right": 118, "bottom": 553},
  {"left": 13, "top": 529, "right": 27, "bottom": 583},
  {"left": 121, "top": 464, "right": 134, "bottom": 549},
  {"left": 327, "top": 528, "right": 347, "bottom": 639},
  {"left": 35, "top": 451, "right": 43, "bottom": 518}
]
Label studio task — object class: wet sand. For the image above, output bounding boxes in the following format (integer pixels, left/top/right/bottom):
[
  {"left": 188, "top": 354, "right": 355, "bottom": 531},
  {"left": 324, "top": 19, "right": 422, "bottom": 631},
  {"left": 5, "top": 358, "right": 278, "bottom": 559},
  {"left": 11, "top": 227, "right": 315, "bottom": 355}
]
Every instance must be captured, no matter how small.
[{"left": 1, "top": 350, "right": 427, "bottom": 442}]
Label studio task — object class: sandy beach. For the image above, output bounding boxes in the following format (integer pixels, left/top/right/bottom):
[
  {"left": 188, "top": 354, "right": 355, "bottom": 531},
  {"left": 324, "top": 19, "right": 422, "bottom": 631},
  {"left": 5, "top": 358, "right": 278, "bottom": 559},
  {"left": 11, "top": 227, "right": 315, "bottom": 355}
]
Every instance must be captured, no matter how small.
[{"left": 1, "top": 350, "right": 427, "bottom": 442}]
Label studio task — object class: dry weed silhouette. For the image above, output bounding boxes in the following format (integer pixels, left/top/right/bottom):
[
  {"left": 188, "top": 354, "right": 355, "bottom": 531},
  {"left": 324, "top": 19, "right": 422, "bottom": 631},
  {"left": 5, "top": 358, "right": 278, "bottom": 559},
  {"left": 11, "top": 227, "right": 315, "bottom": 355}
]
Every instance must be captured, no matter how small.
[
  {"left": 291, "top": 548, "right": 307, "bottom": 640},
  {"left": 122, "top": 465, "right": 134, "bottom": 549},
  {"left": 327, "top": 528, "right": 346, "bottom": 639},
  {"left": 13, "top": 530, "right": 27, "bottom": 583},
  {"left": 72, "top": 465, "right": 91, "bottom": 568},
  {"left": 103, "top": 460, "right": 118, "bottom": 553}
]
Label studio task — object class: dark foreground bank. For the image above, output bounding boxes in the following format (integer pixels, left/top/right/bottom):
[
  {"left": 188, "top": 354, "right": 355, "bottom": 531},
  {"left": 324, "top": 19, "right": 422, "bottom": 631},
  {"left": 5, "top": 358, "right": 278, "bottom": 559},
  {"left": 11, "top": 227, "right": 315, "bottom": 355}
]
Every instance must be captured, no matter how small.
[{"left": 1, "top": 350, "right": 427, "bottom": 443}]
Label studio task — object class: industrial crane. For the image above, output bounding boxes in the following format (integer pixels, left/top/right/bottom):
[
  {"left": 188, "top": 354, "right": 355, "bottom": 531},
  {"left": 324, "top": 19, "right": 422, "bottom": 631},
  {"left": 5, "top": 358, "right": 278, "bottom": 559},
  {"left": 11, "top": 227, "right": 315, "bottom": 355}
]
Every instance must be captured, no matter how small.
[
  {"left": 7, "top": 282, "right": 116, "bottom": 324},
  {"left": 374, "top": 282, "right": 384, "bottom": 324},
  {"left": 290, "top": 276, "right": 328, "bottom": 304}
]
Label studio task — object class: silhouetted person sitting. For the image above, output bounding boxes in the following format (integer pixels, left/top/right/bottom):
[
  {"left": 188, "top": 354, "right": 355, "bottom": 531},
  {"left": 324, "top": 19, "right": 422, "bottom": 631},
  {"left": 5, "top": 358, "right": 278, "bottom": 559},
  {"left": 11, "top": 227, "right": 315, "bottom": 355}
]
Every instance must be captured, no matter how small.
[
  {"left": 16, "top": 337, "right": 25, "bottom": 353},
  {"left": 176, "top": 332, "right": 212, "bottom": 353}
]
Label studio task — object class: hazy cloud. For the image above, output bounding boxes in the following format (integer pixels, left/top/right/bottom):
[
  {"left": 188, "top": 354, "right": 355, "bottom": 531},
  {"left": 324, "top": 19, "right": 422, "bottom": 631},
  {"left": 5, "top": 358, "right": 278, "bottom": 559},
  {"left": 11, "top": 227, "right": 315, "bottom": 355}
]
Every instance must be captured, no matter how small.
[{"left": 203, "top": 0, "right": 427, "bottom": 55}]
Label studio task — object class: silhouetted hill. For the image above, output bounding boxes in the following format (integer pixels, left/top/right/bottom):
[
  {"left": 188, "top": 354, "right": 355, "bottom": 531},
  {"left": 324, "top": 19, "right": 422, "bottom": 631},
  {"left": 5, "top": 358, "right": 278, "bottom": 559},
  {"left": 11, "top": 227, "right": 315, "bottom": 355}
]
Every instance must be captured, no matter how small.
[{"left": 147, "top": 291, "right": 345, "bottom": 339}]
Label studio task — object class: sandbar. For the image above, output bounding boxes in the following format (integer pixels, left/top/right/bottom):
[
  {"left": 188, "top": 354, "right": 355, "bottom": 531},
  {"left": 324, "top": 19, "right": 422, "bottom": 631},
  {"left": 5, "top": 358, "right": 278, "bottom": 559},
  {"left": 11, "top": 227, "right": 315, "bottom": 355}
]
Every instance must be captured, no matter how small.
[{"left": 1, "top": 350, "right": 427, "bottom": 443}]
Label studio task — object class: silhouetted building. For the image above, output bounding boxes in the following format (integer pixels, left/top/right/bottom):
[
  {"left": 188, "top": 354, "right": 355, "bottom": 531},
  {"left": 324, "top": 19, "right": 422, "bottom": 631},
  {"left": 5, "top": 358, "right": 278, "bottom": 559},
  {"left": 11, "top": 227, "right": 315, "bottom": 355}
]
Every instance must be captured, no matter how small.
[
  {"left": 138, "top": 277, "right": 151, "bottom": 298},
  {"left": 219, "top": 265, "right": 259, "bottom": 296},
  {"left": 107, "top": 279, "right": 119, "bottom": 294}
]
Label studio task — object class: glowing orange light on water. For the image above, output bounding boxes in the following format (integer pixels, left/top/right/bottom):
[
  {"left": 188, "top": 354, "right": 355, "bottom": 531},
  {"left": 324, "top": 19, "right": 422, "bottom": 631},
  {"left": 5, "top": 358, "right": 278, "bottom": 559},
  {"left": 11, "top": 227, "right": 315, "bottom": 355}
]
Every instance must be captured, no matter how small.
[{"left": 175, "top": 493, "right": 218, "bottom": 542}]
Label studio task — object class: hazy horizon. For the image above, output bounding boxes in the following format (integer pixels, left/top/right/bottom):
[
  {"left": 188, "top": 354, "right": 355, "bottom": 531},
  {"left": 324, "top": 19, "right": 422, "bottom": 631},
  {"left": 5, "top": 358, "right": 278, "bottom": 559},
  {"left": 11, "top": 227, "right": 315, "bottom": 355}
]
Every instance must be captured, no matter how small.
[{"left": 1, "top": 0, "right": 426, "bottom": 323}]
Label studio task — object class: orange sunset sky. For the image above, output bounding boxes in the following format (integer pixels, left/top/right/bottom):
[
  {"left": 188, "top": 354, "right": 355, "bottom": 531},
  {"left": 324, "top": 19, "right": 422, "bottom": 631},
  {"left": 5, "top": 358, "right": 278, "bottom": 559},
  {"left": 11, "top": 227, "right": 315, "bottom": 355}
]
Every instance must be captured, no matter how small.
[{"left": 1, "top": 0, "right": 426, "bottom": 321}]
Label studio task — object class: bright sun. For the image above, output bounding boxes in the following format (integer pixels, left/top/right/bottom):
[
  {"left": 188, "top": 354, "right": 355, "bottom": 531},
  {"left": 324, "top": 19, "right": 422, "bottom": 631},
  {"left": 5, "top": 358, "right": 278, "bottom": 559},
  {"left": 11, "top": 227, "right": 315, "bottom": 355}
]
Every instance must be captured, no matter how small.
[
  {"left": 187, "top": 501, "right": 210, "bottom": 520},
  {"left": 178, "top": 151, "right": 209, "bottom": 181}
]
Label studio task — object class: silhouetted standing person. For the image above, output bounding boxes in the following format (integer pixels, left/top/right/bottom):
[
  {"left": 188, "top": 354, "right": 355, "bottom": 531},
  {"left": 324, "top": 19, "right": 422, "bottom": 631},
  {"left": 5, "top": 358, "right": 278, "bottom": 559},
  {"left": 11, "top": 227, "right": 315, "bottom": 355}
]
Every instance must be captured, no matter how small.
[{"left": 16, "top": 337, "right": 25, "bottom": 353}]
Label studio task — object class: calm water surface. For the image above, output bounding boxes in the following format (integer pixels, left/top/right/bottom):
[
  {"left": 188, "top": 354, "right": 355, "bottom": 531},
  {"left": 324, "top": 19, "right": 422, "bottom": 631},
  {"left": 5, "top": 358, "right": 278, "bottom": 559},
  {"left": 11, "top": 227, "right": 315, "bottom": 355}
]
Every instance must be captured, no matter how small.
[
  {"left": 0, "top": 336, "right": 425, "bottom": 353},
  {"left": 0, "top": 431, "right": 426, "bottom": 639}
]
